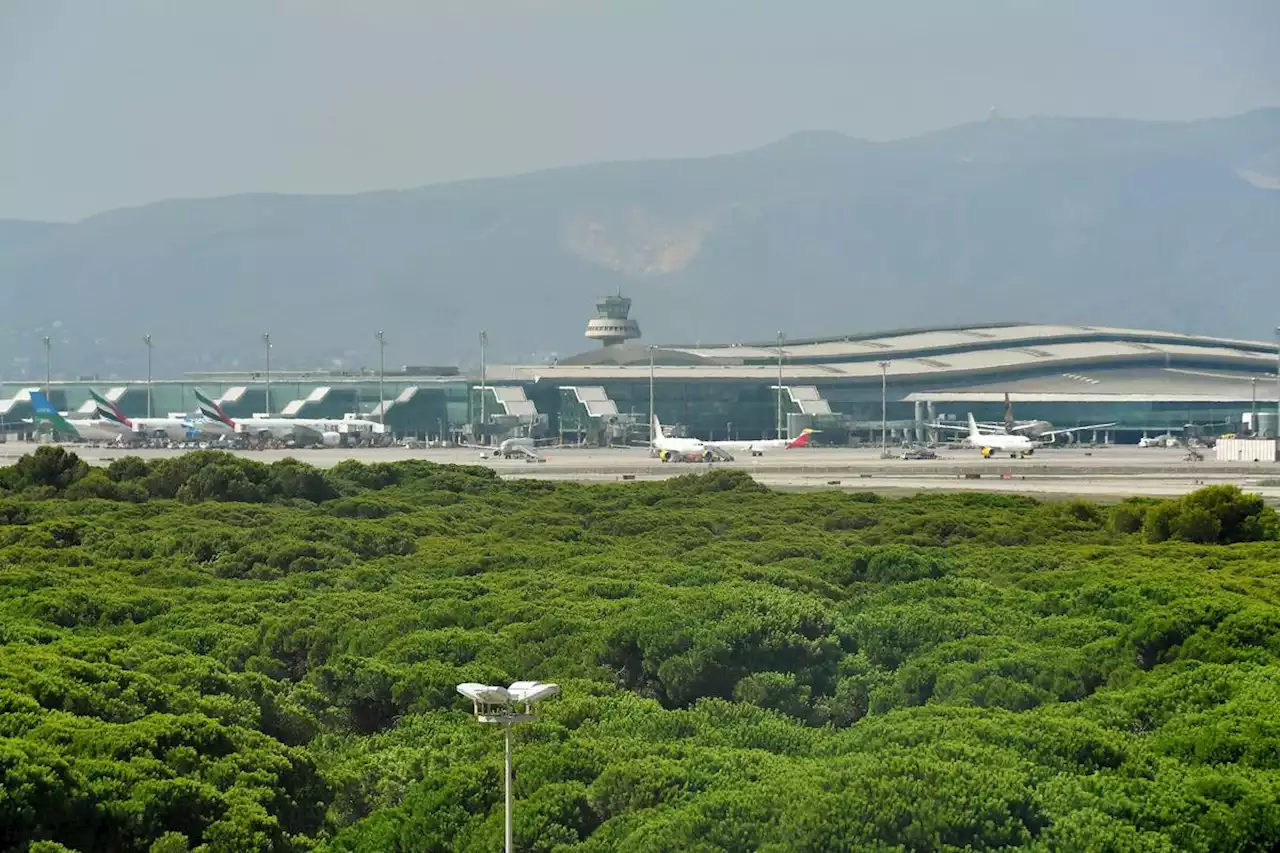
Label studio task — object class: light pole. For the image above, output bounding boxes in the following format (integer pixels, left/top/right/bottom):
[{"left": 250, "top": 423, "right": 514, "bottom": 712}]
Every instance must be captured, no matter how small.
[
  {"left": 42, "top": 336, "right": 51, "bottom": 397},
  {"left": 144, "top": 334, "right": 154, "bottom": 418},
  {"left": 648, "top": 345, "right": 657, "bottom": 443},
  {"left": 457, "top": 681, "right": 560, "bottom": 853},
  {"left": 479, "top": 330, "right": 488, "bottom": 445},
  {"left": 1274, "top": 326, "right": 1279, "bottom": 441},
  {"left": 375, "top": 330, "right": 387, "bottom": 430},
  {"left": 1252, "top": 377, "right": 1258, "bottom": 436},
  {"left": 879, "top": 361, "right": 890, "bottom": 456},
  {"left": 262, "top": 333, "right": 272, "bottom": 415},
  {"left": 775, "top": 330, "right": 785, "bottom": 440}
]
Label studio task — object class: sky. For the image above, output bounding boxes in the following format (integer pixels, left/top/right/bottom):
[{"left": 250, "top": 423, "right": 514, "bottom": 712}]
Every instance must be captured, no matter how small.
[{"left": 2, "top": 0, "right": 1278, "bottom": 222}]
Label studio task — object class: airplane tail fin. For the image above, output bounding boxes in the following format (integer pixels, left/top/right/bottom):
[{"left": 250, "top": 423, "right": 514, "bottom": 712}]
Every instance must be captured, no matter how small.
[
  {"left": 90, "top": 390, "right": 132, "bottom": 427},
  {"left": 95, "top": 404, "right": 131, "bottom": 428},
  {"left": 194, "top": 388, "right": 235, "bottom": 427},
  {"left": 651, "top": 413, "right": 662, "bottom": 440},
  {"left": 1003, "top": 393, "right": 1014, "bottom": 434},
  {"left": 967, "top": 413, "right": 982, "bottom": 441},
  {"left": 28, "top": 391, "right": 57, "bottom": 415},
  {"left": 28, "top": 392, "right": 76, "bottom": 437},
  {"left": 787, "top": 427, "right": 818, "bottom": 448}
]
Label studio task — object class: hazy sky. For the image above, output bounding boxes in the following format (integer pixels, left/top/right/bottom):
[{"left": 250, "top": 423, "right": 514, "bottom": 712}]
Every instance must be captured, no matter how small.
[{"left": 3, "top": 0, "right": 1278, "bottom": 222}]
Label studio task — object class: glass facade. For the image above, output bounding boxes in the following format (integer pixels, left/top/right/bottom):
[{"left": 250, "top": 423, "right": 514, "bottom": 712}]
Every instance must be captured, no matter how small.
[
  {"left": 0, "top": 380, "right": 469, "bottom": 440},
  {"left": 2, "top": 366, "right": 1270, "bottom": 444}
]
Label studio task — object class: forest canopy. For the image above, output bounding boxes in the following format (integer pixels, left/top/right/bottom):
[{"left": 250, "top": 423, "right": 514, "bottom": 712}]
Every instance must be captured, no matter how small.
[{"left": 2, "top": 447, "right": 1280, "bottom": 852}]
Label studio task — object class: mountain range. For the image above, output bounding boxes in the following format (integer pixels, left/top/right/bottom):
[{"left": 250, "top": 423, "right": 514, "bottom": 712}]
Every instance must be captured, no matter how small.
[{"left": 3, "top": 108, "right": 1279, "bottom": 379}]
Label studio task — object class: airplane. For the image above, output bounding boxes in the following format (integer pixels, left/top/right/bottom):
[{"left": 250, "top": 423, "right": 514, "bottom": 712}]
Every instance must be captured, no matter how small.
[
  {"left": 964, "top": 412, "right": 1036, "bottom": 458},
  {"left": 705, "top": 427, "right": 818, "bottom": 457},
  {"left": 88, "top": 390, "right": 234, "bottom": 443},
  {"left": 485, "top": 436, "right": 555, "bottom": 460},
  {"left": 936, "top": 394, "right": 1116, "bottom": 444},
  {"left": 651, "top": 415, "right": 718, "bottom": 462},
  {"left": 994, "top": 395, "right": 1116, "bottom": 442},
  {"left": 194, "top": 388, "right": 384, "bottom": 446},
  {"left": 28, "top": 391, "right": 132, "bottom": 444},
  {"left": 1138, "top": 433, "right": 1181, "bottom": 448}
]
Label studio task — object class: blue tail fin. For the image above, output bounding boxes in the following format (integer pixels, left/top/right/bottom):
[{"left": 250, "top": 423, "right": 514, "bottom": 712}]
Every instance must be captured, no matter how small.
[{"left": 28, "top": 391, "right": 57, "bottom": 414}]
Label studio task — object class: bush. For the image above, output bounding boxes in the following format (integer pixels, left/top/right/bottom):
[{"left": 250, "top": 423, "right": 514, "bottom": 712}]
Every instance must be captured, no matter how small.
[
  {"left": 1109, "top": 501, "right": 1147, "bottom": 535},
  {"left": 865, "top": 546, "right": 943, "bottom": 583},
  {"left": 1143, "top": 486, "right": 1278, "bottom": 545},
  {"left": 2, "top": 446, "right": 89, "bottom": 491}
]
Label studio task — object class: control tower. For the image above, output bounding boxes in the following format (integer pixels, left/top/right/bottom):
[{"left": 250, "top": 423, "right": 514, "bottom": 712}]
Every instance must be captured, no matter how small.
[{"left": 583, "top": 293, "right": 642, "bottom": 347}]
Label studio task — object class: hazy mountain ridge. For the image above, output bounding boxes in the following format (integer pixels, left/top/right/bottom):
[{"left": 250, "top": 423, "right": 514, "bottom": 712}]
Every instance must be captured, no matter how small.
[{"left": 2, "top": 109, "right": 1279, "bottom": 378}]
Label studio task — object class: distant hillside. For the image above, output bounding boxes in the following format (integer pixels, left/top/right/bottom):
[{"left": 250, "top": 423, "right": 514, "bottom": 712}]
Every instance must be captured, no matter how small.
[
  {"left": 3, "top": 109, "right": 1279, "bottom": 378},
  {"left": 0, "top": 219, "right": 65, "bottom": 252}
]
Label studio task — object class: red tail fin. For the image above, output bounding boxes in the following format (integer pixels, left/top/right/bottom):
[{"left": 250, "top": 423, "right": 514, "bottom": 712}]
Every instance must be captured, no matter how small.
[{"left": 787, "top": 428, "right": 817, "bottom": 448}]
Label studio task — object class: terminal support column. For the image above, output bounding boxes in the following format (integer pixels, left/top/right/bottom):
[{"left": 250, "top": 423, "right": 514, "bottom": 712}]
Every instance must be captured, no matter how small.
[{"left": 776, "top": 331, "right": 785, "bottom": 440}]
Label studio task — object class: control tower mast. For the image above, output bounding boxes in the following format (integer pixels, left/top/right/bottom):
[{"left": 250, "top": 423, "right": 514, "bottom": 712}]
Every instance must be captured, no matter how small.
[{"left": 583, "top": 293, "right": 641, "bottom": 347}]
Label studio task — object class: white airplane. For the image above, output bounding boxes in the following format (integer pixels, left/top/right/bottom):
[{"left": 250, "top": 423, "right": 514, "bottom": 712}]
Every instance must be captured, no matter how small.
[
  {"left": 707, "top": 427, "right": 818, "bottom": 457},
  {"left": 651, "top": 415, "right": 718, "bottom": 462},
  {"left": 490, "top": 436, "right": 558, "bottom": 460},
  {"left": 194, "top": 389, "right": 384, "bottom": 445},
  {"left": 937, "top": 395, "right": 1116, "bottom": 445},
  {"left": 996, "top": 395, "right": 1117, "bottom": 442},
  {"left": 466, "top": 435, "right": 558, "bottom": 459},
  {"left": 89, "top": 390, "right": 233, "bottom": 443},
  {"left": 964, "top": 413, "right": 1036, "bottom": 458}
]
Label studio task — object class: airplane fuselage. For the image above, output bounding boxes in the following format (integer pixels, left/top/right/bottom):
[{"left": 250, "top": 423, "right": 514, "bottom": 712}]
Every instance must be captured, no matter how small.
[
  {"left": 237, "top": 417, "right": 383, "bottom": 443},
  {"left": 130, "top": 417, "right": 233, "bottom": 442},
  {"left": 654, "top": 436, "right": 712, "bottom": 462}
]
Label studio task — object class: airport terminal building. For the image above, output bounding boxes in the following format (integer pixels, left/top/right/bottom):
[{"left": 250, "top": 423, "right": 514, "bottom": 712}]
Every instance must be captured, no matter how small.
[
  {"left": 3, "top": 302, "right": 1278, "bottom": 445},
  {"left": 495, "top": 320, "right": 1280, "bottom": 444}
]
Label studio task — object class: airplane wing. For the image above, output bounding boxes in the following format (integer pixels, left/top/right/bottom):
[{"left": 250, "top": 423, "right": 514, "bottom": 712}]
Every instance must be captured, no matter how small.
[
  {"left": 288, "top": 422, "right": 326, "bottom": 440},
  {"left": 932, "top": 422, "right": 973, "bottom": 432},
  {"left": 1038, "top": 422, "right": 1118, "bottom": 438}
]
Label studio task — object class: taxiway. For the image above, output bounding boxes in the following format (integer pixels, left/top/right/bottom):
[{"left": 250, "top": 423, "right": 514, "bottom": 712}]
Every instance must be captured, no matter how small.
[{"left": 3, "top": 443, "right": 1277, "bottom": 501}]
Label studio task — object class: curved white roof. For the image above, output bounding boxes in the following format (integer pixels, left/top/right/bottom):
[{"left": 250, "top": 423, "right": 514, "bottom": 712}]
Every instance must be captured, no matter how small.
[{"left": 488, "top": 324, "right": 1277, "bottom": 385}]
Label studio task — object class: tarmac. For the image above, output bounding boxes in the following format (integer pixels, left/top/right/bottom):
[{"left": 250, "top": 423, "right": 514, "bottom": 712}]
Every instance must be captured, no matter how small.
[{"left": 3, "top": 443, "right": 1278, "bottom": 501}]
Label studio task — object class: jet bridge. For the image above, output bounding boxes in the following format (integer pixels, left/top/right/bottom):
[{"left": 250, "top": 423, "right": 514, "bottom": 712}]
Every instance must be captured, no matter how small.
[
  {"left": 478, "top": 386, "right": 538, "bottom": 419},
  {"left": 771, "top": 385, "right": 833, "bottom": 415}
]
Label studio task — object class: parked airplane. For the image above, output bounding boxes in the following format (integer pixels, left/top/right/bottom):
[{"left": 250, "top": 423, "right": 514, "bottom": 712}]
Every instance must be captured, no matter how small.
[
  {"left": 646, "top": 416, "right": 816, "bottom": 461},
  {"left": 706, "top": 428, "right": 818, "bottom": 456},
  {"left": 29, "top": 391, "right": 131, "bottom": 443},
  {"left": 88, "top": 390, "right": 233, "bottom": 443},
  {"left": 651, "top": 415, "right": 718, "bottom": 462},
  {"left": 964, "top": 394, "right": 1117, "bottom": 442},
  {"left": 938, "top": 395, "right": 1116, "bottom": 444},
  {"left": 485, "top": 436, "right": 556, "bottom": 460},
  {"left": 964, "top": 413, "right": 1036, "bottom": 458},
  {"left": 194, "top": 389, "right": 384, "bottom": 445}
]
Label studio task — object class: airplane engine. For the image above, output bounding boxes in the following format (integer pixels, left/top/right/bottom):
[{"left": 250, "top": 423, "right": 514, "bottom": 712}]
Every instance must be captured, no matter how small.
[
  {"left": 981, "top": 447, "right": 994, "bottom": 458},
  {"left": 701, "top": 450, "right": 714, "bottom": 462},
  {"left": 659, "top": 450, "right": 676, "bottom": 462},
  {"left": 321, "top": 432, "right": 343, "bottom": 448}
]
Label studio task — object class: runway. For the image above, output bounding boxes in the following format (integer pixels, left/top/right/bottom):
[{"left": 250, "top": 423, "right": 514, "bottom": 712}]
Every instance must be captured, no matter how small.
[{"left": 3, "top": 442, "right": 1278, "bottom": 501}]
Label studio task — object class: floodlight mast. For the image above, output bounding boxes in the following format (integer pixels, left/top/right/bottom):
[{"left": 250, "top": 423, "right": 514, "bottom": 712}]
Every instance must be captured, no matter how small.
[{"left": 458, "top": 681, "right": 560, "bottom": 853}]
